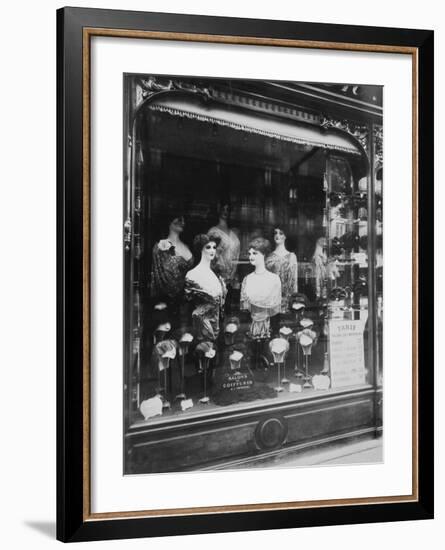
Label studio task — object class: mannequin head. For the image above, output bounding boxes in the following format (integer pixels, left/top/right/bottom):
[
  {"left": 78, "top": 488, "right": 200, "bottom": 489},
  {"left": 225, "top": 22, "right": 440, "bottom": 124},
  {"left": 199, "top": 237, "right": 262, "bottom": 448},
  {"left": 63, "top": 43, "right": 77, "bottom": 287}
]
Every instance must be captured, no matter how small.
[
  {"left": 272, "top": 225, "right": 297, "bottom": 252},
  {"left": 202, "top": 240, "right": 217, "bottom": 262},
  {"left": 218, "top": 203, "right": 230, "bottom": 222},
  {"left": 248, "top": 237, "right": 271, "bottom": 267},
  {"left": 273, "top": 226, "right": 287, "bottom": 246},
  {"left": 313, "top": 237, "right": 327, "bottom": 258},
  {"left": 169, "top": 215, "right": 185, "bottom": 235},
  {"left": 193, "top": 234, "right": 220, "bottom": 263},
  {"left": 160, "top": 206, "right": 186, "bottom": 238}
]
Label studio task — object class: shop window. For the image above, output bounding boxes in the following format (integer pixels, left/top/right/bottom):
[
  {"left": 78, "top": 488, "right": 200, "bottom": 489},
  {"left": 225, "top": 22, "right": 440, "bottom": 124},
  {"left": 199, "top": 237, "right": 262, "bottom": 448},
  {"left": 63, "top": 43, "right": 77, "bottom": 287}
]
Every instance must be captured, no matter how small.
[{"left": 124, "top": 81, "right": 380, "bottom": 428}]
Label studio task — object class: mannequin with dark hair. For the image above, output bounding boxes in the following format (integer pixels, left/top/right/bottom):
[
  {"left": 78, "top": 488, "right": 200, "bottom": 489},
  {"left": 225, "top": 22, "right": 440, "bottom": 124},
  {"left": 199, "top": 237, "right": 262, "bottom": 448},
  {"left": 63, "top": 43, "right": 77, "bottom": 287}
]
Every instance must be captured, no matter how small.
[
  {"left": 265, "top": 225, "right": 298, "bottom": 313},
  {"left": 240, "top": 238, "right": 281, "bottom": 339},
  {"left": 185, "top": 234, "right": 226, "bottom": 342},
  {"left": 150, "top": 211, "right": 193, "bottom": 300}
]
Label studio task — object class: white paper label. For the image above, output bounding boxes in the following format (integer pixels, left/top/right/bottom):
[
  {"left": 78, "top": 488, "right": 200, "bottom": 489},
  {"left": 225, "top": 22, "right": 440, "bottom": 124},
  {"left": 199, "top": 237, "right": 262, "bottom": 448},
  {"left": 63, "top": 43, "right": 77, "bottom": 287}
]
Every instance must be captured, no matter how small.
[
  {"left": 139, "top": 396, "right": 163, "bottom": 420},
  {"left": 328, "top": 320, "right": 366, "bottom": 388},
  {"left": 181, "top": 399, "right": 194, "bottom": 411}
]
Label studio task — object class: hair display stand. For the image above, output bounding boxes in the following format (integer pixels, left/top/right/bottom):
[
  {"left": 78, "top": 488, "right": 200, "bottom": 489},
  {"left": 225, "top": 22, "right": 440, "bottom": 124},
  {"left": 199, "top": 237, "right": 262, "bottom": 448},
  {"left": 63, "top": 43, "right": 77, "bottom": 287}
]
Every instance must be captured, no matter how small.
[
  {"left": 176, "top": 333, "right": 193, "bottom": 401},
  {"left": 269, "top": 338, "right": 290, "bottom": 393}
]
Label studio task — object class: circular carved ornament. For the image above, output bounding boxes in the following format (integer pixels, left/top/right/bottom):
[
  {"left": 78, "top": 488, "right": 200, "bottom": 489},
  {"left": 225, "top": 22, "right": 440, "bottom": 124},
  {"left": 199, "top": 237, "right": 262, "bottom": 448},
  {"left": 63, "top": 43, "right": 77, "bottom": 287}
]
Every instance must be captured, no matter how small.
[{"left": 255, "top": 416, "right": 288, "bottom": 451}]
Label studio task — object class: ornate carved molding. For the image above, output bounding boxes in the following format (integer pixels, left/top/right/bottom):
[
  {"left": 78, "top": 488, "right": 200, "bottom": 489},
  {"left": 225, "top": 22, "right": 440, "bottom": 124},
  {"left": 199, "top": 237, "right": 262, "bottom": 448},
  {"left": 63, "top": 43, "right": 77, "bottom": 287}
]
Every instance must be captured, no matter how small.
[
  {"left": 320, "top": 115, "right": 369, "bottom": 151},
  {"left": 137, "top": 76, "right": 321, "bottom": 125},
  {"left": 136, "top": 76, "right": 211, "bottom": 108},
  {"left": 320, "top": 116, "right": 383, "bottom": 170},
  {"left": 134, "top": 77, "right": 383, "bottom": 167},
  {"left": 373, "top": 124, "right": 383, "bottom": 167},
  {"left": 123, "top": 218, "right": 132, "bottom": 251}
]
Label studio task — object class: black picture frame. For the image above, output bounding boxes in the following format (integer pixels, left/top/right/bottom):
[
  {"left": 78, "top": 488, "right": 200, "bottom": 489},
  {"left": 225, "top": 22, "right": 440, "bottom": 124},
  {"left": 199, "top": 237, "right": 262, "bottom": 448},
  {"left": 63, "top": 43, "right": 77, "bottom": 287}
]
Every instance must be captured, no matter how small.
[{"left": 57, "top": 6, "right": 434, "bottom": 543}]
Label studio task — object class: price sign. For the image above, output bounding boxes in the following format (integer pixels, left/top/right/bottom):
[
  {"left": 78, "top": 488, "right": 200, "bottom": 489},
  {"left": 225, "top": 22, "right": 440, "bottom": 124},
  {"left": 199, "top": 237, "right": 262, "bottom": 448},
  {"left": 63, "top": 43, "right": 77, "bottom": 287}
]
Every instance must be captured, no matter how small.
[{"left": 328, "top": 320, "right": 366, "bottom": 388}]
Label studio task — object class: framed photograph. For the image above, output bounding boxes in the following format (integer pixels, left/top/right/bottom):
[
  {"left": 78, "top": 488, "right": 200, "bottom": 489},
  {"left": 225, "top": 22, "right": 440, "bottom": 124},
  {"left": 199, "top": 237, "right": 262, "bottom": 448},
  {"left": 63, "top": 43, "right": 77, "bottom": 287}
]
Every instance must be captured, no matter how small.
[{"left": 57, "top": 6, "right": 434, "bottom": 543}]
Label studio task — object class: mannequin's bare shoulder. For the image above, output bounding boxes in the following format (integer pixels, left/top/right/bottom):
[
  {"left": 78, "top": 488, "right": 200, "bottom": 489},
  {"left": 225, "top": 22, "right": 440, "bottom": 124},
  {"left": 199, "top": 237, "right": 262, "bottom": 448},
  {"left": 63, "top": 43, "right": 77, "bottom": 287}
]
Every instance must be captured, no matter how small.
[{"left": 186, "top": 265, "right": 199, "bottom": 280}]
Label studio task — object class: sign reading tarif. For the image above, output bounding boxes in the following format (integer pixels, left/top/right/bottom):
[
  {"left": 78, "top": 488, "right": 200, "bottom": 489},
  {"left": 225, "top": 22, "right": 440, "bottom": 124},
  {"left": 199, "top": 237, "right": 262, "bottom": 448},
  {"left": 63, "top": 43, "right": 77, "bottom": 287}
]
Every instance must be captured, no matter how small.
[{"left": 328, "top": 320, "right": 366, "bottom": 388}]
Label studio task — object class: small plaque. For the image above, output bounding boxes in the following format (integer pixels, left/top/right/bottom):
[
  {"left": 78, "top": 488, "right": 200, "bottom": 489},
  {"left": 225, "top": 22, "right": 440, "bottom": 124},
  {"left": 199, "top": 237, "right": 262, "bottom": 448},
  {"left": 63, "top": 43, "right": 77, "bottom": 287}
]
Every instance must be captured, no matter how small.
[{"left": 219, "top": 369, "right": 255, "bottom": 392}]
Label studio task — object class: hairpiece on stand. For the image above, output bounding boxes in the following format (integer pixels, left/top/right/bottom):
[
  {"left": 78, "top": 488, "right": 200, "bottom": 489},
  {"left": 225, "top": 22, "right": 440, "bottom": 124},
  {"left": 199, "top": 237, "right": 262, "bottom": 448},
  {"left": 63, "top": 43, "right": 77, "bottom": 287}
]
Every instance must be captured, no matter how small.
[{"left": 195, "top": 341, "right": 216, "bottom": 404}]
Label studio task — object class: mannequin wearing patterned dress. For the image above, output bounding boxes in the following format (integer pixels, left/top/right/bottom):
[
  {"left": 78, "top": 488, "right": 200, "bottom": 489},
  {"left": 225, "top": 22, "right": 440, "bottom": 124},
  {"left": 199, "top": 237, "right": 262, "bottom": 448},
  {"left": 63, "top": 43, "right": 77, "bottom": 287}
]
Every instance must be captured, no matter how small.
[
  {"left": 185, "top": 234, "right": 226, "bottom": 342},
  {"left": 240, "top": 238, "right": 281, "bottom": 339},
  {"left": 151, "top": 214, "right": 193, "bottom": 300},
  {"left": 265, "top": 227, "right": 298, "bottom": 313},
  {"left": 151, "top": 214, "right": 193, "bottom": 330}
]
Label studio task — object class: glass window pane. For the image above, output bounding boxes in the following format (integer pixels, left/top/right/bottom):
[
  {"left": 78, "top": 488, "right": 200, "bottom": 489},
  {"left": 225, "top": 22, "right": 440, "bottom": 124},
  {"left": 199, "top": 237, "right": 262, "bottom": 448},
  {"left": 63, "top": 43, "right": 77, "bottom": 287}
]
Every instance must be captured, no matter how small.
[{"left": 124, "top": 76, "right": 381, "bottom": 428}]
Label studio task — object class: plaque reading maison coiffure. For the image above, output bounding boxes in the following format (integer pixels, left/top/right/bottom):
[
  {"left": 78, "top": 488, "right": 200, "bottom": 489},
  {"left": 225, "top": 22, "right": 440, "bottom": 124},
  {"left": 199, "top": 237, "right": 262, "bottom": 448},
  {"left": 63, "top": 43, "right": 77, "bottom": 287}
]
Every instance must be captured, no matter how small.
[
  {"left": 219, "top": 369, "right": 255, "bottom": 392},
  {"left": 328, "top": 320, "right": 366, "bottom": 388}
]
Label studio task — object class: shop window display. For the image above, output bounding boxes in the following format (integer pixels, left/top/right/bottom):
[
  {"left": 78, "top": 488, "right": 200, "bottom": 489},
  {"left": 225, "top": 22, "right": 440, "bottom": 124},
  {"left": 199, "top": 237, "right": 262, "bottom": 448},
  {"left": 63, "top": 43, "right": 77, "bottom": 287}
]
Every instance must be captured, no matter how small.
[
  {"left": 123, "top": 74, "right": 383, "bottom": 472},
  {"left": 132, "top": 154, "right": 374, "bottom": 419}
]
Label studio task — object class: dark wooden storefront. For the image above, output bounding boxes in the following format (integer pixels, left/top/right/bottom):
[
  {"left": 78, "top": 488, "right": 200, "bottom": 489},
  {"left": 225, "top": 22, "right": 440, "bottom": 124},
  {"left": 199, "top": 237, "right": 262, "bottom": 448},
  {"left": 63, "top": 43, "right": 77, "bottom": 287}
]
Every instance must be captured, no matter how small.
[{"left": 123, "top": 76, "right": 383, "bottom": 474}]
